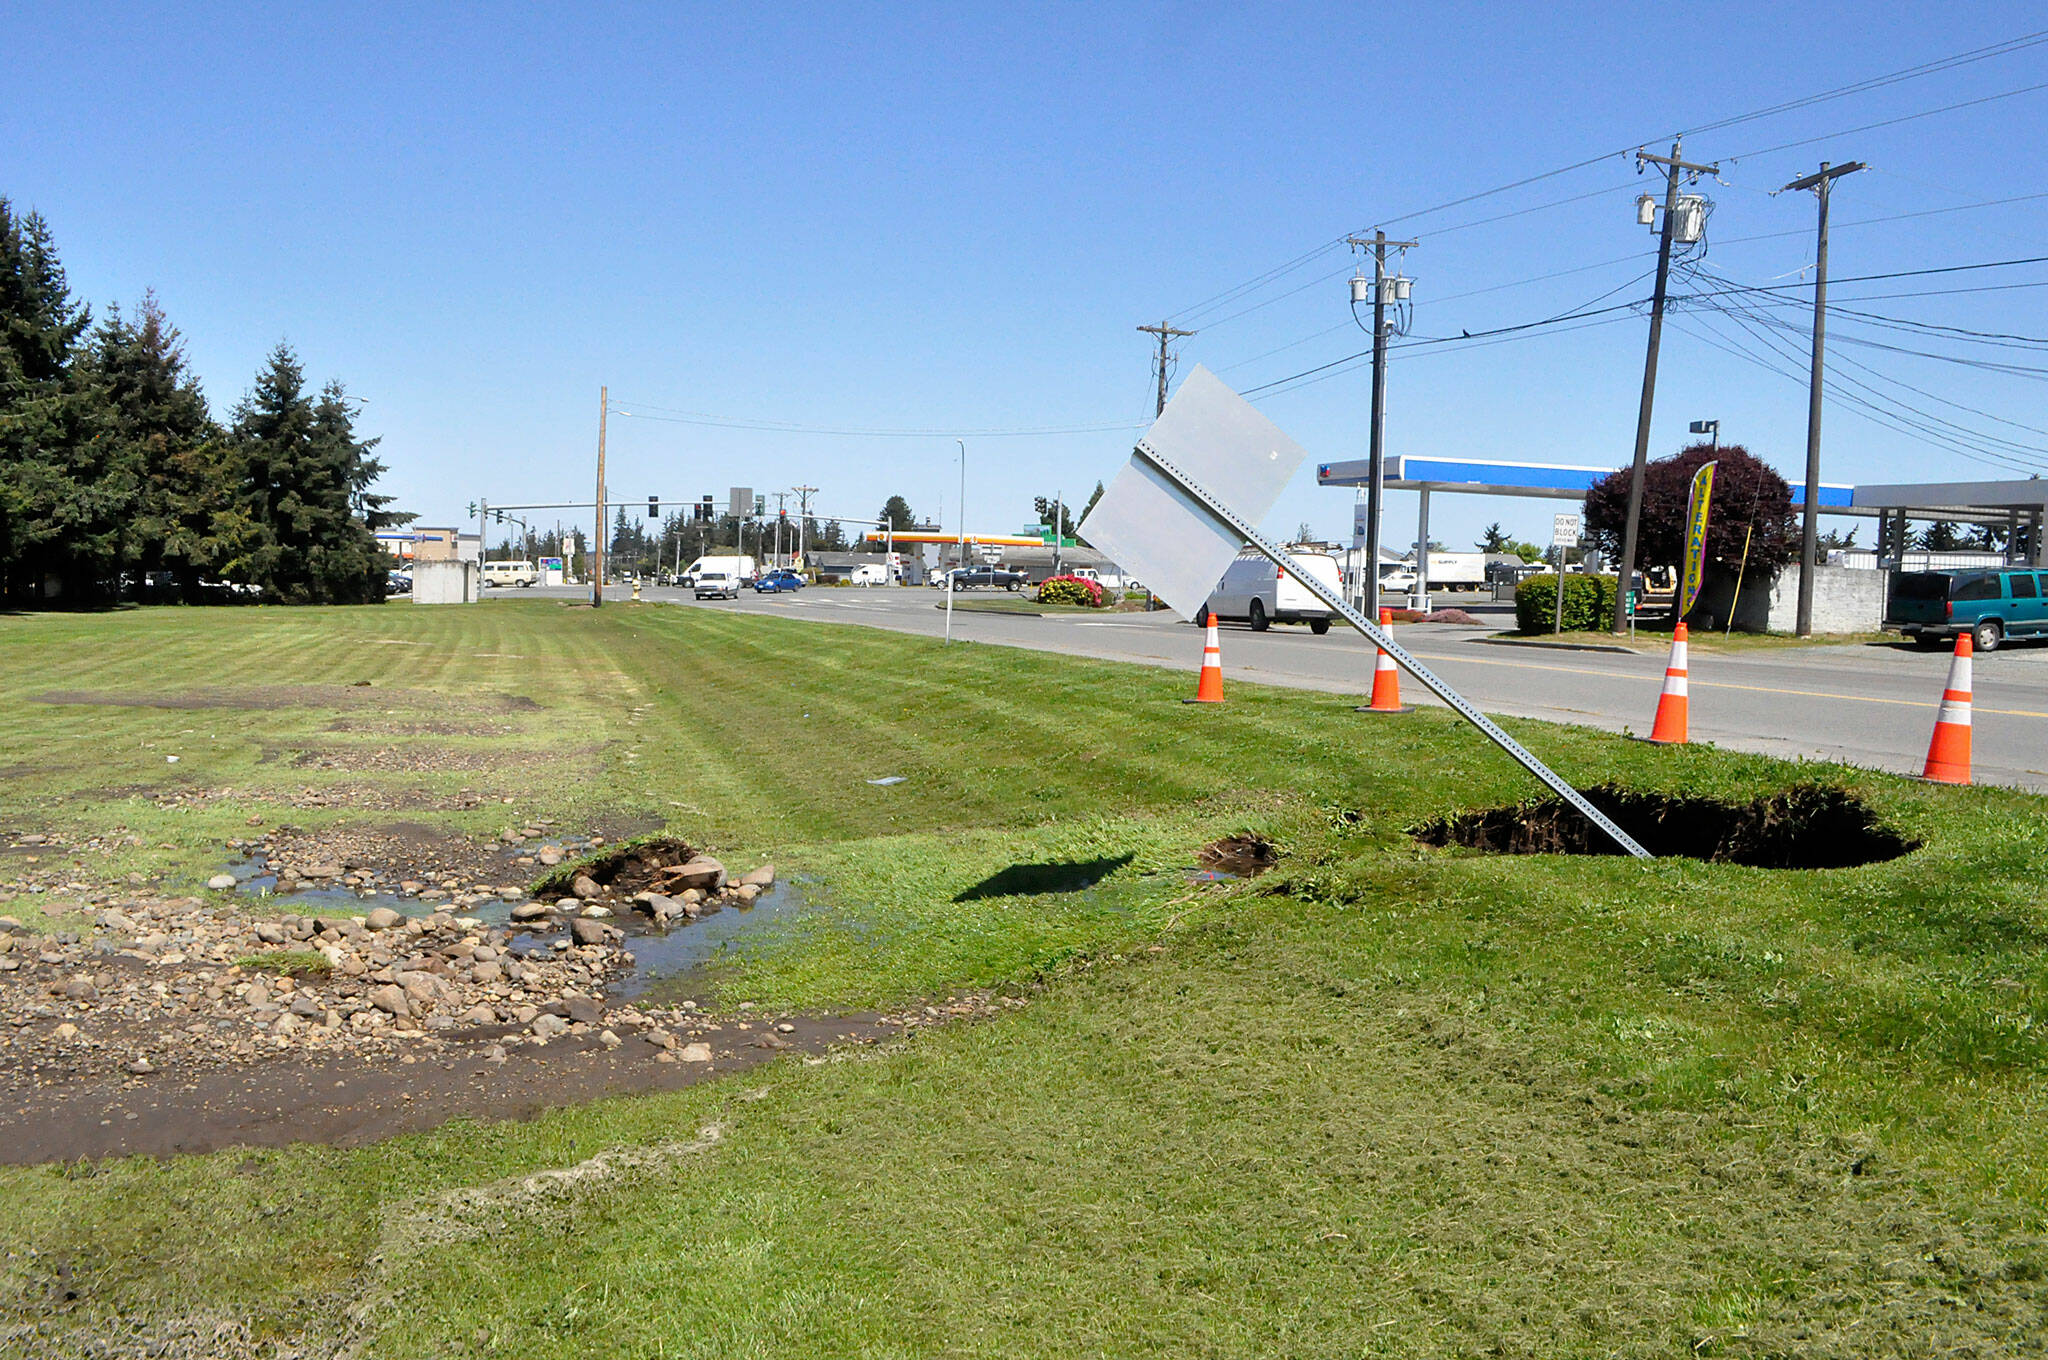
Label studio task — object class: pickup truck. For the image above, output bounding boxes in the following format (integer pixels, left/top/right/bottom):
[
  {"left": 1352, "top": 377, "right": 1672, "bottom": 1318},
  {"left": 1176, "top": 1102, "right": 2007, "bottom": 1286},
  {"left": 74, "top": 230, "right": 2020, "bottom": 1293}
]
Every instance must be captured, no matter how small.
[{"left": 935, "top": 566, "right": 1026, "bottom": 591}]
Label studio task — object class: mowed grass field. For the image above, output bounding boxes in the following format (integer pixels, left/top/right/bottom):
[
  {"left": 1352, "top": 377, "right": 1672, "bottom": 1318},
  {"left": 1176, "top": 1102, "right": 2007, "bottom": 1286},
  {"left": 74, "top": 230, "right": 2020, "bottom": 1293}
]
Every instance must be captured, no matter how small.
[{"left": 3, "top": 598, "right": 2047, "bottom": 1357}]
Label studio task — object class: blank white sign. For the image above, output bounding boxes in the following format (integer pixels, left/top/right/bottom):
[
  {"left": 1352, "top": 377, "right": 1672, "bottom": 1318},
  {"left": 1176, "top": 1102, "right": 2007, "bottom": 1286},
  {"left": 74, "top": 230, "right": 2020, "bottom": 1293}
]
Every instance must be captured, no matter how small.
[{"left": 1078, "top": 366, "right": 1310, "bottom": 620}]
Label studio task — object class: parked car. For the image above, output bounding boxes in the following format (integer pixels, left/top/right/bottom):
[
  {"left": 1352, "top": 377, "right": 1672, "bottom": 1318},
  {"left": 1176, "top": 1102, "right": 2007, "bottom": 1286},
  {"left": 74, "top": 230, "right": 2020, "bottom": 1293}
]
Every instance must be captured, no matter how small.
[
  {"left": 1204, "top": 549, "right": 1341, "bottom": 634},
  {"left": 1889, "top": 566, "right": 2046, "bottom": 651},
  {"left": 848, "top": 563, "right": 889, "bottom": 586},
  {"left": 1071, "top": 566, "right": 1141, "bottom": 593},
  {"left": 386, "top": 570, "right": 412, "bottom": 595},
  {"left": 935, "top": 566, "right": 1025, "bottom": 591},
  {"left": 695, "top": 570, "right": 742, "bottom": 600},
  {"left": 753, "top": 568, "right": 806, "bottom": 593}
]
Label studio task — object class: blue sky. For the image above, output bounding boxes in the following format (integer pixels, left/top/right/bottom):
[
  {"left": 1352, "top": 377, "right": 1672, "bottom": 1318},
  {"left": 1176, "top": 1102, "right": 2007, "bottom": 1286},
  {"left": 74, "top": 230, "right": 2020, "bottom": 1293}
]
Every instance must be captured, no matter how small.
[{"left": 7, "top": 3, "right": 2046, "bottom": 557}]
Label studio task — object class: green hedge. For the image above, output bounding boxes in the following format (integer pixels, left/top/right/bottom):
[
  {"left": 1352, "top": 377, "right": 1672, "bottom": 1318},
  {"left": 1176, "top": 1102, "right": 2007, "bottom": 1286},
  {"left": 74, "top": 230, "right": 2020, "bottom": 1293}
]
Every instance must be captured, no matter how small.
[{"left": 1514, "top": 574, "right": 1619, "bottom": 634}]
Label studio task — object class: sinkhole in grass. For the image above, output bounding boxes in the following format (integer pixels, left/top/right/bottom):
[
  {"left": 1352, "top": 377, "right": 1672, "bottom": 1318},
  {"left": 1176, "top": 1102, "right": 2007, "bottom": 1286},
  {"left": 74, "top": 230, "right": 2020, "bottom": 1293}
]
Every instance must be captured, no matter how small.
[{"left": 1413, "top": 784, "right": 1918, "bottom": 868}]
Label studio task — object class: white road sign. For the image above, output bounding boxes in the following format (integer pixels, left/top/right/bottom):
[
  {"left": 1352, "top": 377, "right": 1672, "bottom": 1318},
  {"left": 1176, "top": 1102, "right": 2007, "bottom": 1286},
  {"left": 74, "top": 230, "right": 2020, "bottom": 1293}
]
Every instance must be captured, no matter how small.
[
  {"left": 1077, "top": 365, "right": 1308, "bottom": 620},
  {"left": 1552, "top": 513, "right": 1582, "bottom": 547}
]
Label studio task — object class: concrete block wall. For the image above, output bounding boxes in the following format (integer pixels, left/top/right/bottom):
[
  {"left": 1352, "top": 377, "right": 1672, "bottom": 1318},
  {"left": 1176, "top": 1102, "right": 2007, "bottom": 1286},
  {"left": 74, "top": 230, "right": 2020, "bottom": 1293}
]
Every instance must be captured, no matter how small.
[{"left": 1690, "top": 564, "right": 1886, "bottom": 635}]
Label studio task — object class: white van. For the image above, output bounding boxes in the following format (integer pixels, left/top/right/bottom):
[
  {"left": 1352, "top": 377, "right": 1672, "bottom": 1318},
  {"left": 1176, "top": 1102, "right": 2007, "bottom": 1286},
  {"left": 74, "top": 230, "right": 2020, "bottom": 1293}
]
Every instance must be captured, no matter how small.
[
  {"left": 1204, "top": 549, "right": 1340, "bottom": 634},
  {"left": 481, "top": 560, "right": 539, "bottom": 588}
]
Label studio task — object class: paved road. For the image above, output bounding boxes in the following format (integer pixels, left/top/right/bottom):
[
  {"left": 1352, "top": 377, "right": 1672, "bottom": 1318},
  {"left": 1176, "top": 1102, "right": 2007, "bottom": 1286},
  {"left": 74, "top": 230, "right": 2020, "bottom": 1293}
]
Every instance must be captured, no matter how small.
[{"left": 507, "top": 583, "right": 2048, "bottom": 791}]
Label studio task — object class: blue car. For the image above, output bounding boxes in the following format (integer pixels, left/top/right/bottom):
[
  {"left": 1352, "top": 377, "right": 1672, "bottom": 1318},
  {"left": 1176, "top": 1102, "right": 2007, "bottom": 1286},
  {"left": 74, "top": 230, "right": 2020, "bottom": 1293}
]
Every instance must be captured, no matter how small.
[{"left": 753, "top": 569, "right": 806, "bottom": 594}]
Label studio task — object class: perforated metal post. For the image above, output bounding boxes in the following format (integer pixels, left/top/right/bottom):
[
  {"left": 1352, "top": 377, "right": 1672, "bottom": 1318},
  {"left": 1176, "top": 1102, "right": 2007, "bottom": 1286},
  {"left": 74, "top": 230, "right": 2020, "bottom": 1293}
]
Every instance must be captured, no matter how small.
[{"left": 1133, "top": 440, "right": 1652, "bottom": 859}]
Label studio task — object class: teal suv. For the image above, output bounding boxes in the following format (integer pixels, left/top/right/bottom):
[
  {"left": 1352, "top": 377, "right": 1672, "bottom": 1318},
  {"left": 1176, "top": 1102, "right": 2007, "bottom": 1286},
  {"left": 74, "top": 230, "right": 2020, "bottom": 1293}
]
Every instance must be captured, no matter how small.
[{"left": 1889, "top": 567, "right": 2047, "bottom": 652}]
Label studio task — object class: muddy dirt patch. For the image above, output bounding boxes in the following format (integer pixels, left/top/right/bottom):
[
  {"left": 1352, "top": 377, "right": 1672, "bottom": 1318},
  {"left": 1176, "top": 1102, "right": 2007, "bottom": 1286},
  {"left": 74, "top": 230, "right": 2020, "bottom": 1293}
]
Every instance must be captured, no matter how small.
[
  {"left": 32, "top": 686, "right": 539, "bottom": 714},
  {"left": 1415, "top": 784, "right": 1917, "bottom": 868},
  {"left": 1197, "top": 833, "right": 1281, "bottom": 877},
  {"left": 246, "top": 820, "right": 610, "bottom": 899},
  {"left": 287, "top": 745, "right": 535, "bottom": 775},
  {"left": 533, "top": 837, "right": 704, "bottom": 897}
]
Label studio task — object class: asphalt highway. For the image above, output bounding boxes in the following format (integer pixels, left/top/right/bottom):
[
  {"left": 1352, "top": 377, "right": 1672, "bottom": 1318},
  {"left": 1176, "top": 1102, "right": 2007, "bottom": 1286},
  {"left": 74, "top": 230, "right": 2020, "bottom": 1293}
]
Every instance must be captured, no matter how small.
[{"left": 510, "top": 583, "right": 2048, "bottom": 791}]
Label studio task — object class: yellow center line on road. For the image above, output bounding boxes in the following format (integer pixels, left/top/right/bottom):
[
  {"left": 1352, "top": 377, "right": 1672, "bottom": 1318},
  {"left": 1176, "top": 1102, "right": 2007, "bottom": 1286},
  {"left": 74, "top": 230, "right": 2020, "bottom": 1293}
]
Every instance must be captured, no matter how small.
[{"left": 1394, "top": 648, "right": 2048, "bottom": 719}]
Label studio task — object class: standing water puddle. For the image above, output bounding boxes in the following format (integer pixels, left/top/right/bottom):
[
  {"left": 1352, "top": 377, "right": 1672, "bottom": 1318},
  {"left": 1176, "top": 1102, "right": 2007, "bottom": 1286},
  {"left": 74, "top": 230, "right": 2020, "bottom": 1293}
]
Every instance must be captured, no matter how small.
[
  {"left": 605, "top": 879, "right": 815, "bottom": 1002},
  {"left": 227, "top": 849, "right": 814, "bottom": 998}
]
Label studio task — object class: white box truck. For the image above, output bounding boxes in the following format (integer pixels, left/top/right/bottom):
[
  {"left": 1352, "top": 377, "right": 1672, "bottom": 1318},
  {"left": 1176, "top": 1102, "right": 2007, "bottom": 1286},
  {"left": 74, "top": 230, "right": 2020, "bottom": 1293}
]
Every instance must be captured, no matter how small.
[
  {"left": 1417, "top": 552, "right": 1496, "bottom": 591},
  {"left": 681, "top": 555, "right": 757, "bottom": 590}
]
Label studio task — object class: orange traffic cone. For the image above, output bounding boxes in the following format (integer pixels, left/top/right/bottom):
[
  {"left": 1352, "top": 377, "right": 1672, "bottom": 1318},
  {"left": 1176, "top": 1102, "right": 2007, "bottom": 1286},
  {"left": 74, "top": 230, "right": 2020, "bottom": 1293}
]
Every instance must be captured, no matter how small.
[
  {"left": 1185, "top": 612, "right": 1224, "bottom": 704},
  {"left": 1357, "top": 607, "right": 1412, "bottom": 714},
  {"left": 1922, "top": 631, "right": 1973, "bottom": 784},
  {"left": 1647, "top": 622, "right": 1689, "bottom": 744}
]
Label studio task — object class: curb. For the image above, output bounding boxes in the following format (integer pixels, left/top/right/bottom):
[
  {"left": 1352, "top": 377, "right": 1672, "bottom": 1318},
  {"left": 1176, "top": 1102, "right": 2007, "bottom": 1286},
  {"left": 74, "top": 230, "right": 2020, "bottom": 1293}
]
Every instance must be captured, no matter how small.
[{"left": 1476, "top": 636, "right": 1645, "bottom": 656}]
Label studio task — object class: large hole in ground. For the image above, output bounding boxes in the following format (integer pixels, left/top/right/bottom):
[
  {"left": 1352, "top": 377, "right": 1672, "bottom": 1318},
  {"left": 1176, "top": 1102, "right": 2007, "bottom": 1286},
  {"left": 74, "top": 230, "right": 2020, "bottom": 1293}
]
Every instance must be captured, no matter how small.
[
  {"left": 532, "top": 836, "right": 700, "bottom": 896},
  {"left": 1414, "top": 784, "right": 1918, "bottom": 868}
]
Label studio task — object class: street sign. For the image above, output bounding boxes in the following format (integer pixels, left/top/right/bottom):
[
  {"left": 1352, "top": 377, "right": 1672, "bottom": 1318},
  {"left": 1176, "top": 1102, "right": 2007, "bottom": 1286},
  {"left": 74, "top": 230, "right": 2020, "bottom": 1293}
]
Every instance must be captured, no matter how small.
[
  {"left": 1552, "top": 513, "right": 1581, "bottom": 547},
  {"left": 1079, "top": 365, "right": 1308, "bottom": 620},
  {"left": 1079, "top": 366, "right": 1652, "bottom": 860},
  {"left": 728, "top": 487, "right": 753, "bottom": 519}
]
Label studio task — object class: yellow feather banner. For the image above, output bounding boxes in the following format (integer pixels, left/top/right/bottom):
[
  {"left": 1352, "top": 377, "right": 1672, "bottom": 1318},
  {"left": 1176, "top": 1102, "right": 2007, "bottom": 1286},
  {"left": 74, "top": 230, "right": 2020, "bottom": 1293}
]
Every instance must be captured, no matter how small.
[{"left": 1679, "top": 461, "right": 1717, "bottom": 617}]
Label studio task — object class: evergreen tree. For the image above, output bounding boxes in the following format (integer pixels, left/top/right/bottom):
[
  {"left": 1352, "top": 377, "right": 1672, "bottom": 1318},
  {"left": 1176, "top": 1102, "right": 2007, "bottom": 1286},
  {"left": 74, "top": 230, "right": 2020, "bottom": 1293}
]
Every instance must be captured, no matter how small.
[
  {"left": 878, "top": 495, "right": 916, "bottom": 530},
  {"left": 1075, "top": 480, "right": 1106, "bottom": 548},
  {"left": 0, "top": 199, "right": 125, "bottom": 602},
  {"left": 88, "top": 294, "right": 249, "bottom": 602},
  {"left": 230, "top": 345, "right": 392, "bottom": 602}
]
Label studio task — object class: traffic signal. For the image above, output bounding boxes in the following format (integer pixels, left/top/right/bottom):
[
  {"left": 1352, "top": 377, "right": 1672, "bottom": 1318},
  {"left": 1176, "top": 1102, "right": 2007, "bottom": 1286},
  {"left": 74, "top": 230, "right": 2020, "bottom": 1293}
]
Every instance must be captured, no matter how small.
[
  {"left": 467, "top": 501, "right": 477, "bottom": 517},
  {"left": 647, "top": 497, "right": 659, "bottom": 519},
  {"left": 697, "top": 495, "right": 713, "bottom": 522},
  {"left": 754, "top": 495, "right": 766, "bottom": 517}
]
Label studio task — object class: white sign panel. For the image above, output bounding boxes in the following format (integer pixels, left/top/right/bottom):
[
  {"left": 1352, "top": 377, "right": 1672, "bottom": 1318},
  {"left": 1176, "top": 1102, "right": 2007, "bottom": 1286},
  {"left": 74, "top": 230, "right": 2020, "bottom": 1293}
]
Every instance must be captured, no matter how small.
[
  {"left": 1078, "top": 366, "right": 1309, "bottom": 621},
  {"left": 1552, "top": 513, "right": 1582, "bottom": 547}
]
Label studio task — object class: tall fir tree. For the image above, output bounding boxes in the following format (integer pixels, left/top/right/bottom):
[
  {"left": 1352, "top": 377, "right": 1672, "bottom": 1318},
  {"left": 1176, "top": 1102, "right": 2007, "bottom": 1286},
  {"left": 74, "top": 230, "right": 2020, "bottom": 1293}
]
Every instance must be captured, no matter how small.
[
  {"left": 0, "top": 198, "right": 131, "bottom": 602},
  {"left": 86, "top": 294, "right": 252, "bottom": 602},
  {"left": 230, "top": 344, "right": 393, "bottom": 603}
]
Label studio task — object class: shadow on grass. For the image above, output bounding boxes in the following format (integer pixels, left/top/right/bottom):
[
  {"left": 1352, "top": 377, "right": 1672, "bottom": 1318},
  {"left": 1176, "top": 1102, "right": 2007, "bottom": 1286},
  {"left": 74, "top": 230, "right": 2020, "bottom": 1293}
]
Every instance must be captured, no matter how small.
[{"left": 953, "top": 854, "right": 1134, "bottom": 901}]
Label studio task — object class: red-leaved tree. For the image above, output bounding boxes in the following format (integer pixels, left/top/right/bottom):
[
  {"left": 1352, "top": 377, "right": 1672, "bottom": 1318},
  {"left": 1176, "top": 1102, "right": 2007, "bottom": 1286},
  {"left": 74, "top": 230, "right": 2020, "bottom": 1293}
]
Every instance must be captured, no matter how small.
[{"left": 1583, "top": 443, "right": 1797, "bottom": 577}]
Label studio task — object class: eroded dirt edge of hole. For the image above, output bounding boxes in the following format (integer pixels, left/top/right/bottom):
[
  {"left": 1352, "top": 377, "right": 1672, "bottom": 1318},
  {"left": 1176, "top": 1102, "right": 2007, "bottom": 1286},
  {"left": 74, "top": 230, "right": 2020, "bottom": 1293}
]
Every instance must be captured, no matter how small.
[{"left": 1413, "top": 784, "right": 1919, "bottom": 868}]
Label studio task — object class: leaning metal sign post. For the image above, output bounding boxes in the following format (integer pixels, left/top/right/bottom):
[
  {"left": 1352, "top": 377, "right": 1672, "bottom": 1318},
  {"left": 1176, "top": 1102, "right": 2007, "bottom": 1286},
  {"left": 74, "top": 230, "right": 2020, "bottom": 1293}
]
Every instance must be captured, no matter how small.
[{"left": 1080, "top": 366, "right": 1651, "bottom": 860}]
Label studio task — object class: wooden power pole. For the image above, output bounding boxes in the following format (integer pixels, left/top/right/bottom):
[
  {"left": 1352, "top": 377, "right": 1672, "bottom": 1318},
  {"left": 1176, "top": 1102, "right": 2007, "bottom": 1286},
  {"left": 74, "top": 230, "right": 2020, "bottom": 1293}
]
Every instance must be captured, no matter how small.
[
  {"left": 1347, "top": 229, "right": 1417, "bottom": 620},
  {"left": 1784, "top": 159, "right": 1864, "bottom": 636},
  {"left": 593, "top": 385, "right": 607, "bottom": 608},
  {"left": 1137, "top": 320, "right": 1196, "bottom": 416},
  {"left": 1613, "top": 140, "right": 1718, "bottom": 634}
]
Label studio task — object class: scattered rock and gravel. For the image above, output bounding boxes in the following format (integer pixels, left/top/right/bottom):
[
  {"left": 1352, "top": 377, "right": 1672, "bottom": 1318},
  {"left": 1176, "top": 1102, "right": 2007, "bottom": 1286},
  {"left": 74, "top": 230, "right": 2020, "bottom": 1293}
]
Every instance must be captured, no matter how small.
[{"left": 0, "top": 824, "right": 1014, "bottom": 1162}]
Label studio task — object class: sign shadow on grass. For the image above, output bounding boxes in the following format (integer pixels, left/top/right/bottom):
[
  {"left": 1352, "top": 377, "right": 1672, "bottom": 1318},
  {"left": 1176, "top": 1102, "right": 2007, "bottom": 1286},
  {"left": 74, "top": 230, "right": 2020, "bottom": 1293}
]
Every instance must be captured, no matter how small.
[{"left": 952, "top": 854, "right": 1135, "bottom": 902}]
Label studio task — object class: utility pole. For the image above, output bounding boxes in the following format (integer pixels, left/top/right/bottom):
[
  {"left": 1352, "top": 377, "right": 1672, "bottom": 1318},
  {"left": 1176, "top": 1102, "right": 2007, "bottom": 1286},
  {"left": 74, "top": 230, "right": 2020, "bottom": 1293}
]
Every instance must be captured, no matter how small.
[
  {"left": 1613, "top": 140, "right": 1718, "bottom": 634},
  {"left": 1347, "top": 229, "right": 1417, "bottom": 619},
  {"left": 792, "top": 485, "right": 818, "bottom": 570},
  {"left": 592, "top": 385, "right": 607, "bottom": 608},
  {"left": 772, "top": 491, "right": 789, "bottom": 567},
  {"left": 1784, "top": 160, "right": 1864, "bottom": 637},
  {"left": 1137, "top": 321, "right": 1196, "bottom": 417}
]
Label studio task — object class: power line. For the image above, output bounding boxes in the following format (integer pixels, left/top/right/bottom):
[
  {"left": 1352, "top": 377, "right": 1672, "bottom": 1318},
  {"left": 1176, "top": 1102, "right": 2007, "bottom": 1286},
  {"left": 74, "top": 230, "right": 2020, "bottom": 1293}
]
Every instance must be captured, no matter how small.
[
  {"left": 1721, "top": 78, "right": 2048, "bottom": 163},
  {"left": 1240, "top": 293, "right": 1651, "bottom": 397},
  {"left": 1679, "top": 28, "right": 2048, "bottom": 138},
  {"left": 1673, "top": 315, "right": 2044, "bottom": 475},
  {"left": 1159, "top": 27, "right": 2048, "bottom": 326},
  {"left": 1678, "top": 297, "right": 2048, "bottom": 469}
]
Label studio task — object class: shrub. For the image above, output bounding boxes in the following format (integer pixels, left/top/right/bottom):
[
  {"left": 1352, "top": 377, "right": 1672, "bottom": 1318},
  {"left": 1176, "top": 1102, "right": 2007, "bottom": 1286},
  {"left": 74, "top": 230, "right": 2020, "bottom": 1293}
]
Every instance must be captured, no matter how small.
[
  {"left": 1515, "top": 574, "right": 1619, "bottom": 634},
  {"left": 1037, "top": 575, "right": 1105, "bottom": 607}
]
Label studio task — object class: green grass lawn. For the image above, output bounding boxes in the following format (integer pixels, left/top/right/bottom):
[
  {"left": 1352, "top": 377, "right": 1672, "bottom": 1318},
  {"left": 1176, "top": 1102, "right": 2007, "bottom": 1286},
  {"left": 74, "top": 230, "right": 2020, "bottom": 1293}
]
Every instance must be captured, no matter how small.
[{"left": 3, "top": 599, "right": 2046, "bottom": 1357}]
